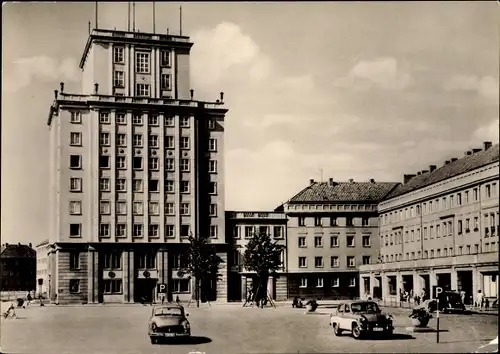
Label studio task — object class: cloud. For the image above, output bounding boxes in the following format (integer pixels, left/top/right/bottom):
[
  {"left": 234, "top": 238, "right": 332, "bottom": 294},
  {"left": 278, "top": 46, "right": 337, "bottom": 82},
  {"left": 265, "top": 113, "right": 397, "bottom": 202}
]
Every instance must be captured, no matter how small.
[
  {"left": 4, "top": 56, "right": 80, "bottom": 93},
  {"left": 334, "top": 57, "right": 411, "bottom": 91},
  {"left": 443, "top": 75, "right": 499, "bottom": 99},
  {"left": 273, "top": 75, "right": 315, "bottom": 92},
  {"left": 472, "top": 118, "right": 500, "bottom": 143}
]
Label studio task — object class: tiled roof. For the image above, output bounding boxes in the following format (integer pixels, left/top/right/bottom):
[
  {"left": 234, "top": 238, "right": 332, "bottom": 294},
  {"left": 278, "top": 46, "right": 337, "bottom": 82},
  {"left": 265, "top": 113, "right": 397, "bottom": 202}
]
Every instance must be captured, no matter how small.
[
  {"left": 288, "top": 181, "right": 400, "bottom": 203},
  {"left": 0, "top": 244, "right": 36, "bottom": 259},
  {"left": 386, "top": 143, "right": 499, "bottom": 199}
]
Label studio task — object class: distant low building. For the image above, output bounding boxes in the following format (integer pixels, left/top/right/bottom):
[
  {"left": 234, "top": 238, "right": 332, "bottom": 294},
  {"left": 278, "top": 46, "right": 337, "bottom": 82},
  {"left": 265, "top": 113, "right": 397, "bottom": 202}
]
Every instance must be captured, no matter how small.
[
  {"left": 0, "top": 243, "right": 36, "bottom": 292},
  {"left": 35, "top": 239, "right": 52, "bottom": 297}
]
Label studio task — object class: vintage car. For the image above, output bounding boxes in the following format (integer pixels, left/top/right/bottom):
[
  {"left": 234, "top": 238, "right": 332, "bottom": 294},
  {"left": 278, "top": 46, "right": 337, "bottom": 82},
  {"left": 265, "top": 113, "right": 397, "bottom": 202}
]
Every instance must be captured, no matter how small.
[
  {"left": 148, "top": 303, "right": 191, "bottom": 344},
  {"left": 424, "top": 291, "right": 466, "bottom": 313},
  {"left": 329, "top": 301, "right": 394, "bottom": 339}
]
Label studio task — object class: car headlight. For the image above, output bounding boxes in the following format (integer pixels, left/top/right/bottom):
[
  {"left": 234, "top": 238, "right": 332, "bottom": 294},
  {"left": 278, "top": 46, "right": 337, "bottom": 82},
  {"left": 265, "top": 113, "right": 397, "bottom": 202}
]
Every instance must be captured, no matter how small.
[
  {"left": 359, "top": 317, "right": 367, "bottom": 323},
  {"left": 181, "top": 320, "right": 190, "bottom": 330},
  {"left": 151, "top": 323, "right": 158, "bottom": 332}
]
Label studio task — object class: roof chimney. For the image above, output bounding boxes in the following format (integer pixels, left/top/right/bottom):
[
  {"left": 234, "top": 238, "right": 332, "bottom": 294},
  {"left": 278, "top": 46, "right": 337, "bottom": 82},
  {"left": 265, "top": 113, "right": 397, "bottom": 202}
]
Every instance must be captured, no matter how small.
[
  {"left": 348, "top": 178, "right": 354, "bottom": 183},
  {"left": 417, "top": 171, "right": 421, "bottom": 176},
  {"left": 421, "top": 170, "right": 429, "bottom": 174},
  {"left": 403, "top": 174, "right": 416, "bottom": 184},
  {"left": 60, "top": 82, "right": 65, "bottom": 93},
  {"left": 472, "top": 148, "right": 482, "bottom": 154},
  {"left": 429, "top": 165, "right": 437, "bottom": 172},
  {"left": 328, "top": 178, "right": 334, "bottom": 186},
  {"left": 369, "top": 178, "right": 375, "bottom": 183},
  {"left": 29, "top": 243, "right": 32, "bottom": 248},
  {"left": 444, "top": 160, "right": 450, "bottom": 165},
  {"left": 450, "top": 158, "right": 458, "bottom": 162},
  {"left": 309, "top": 179, "right": 315, "bottom": 185},
  {"left": 483, "top": 141, "right": 492, "bottom": 151},
  {"left": 465, "top": 150, "right": 472, "bottom": 156}
]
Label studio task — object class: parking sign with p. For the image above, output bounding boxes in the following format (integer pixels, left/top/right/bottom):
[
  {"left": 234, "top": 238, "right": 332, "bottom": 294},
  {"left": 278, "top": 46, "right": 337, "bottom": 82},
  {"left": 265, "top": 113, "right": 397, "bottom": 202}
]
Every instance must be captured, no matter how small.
[
  {"left": 432, "top": 286, "right": 443, "bottom": 299},
  {"left": 157, "top": 283, "right": 167, "bottom": 294}
]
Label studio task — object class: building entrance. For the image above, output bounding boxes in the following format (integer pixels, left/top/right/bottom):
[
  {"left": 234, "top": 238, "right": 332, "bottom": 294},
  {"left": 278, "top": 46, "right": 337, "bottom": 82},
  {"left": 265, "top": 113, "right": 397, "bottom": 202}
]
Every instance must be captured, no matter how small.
[
  {"left": 437, "top": 273, "right": 451, "bottom": 290},
  {"left": 135, "top": 279, "right": 157, "bottom": 303},
  {"left": 373, "top": 276, "right": 382, "bottom": 299},
  {"left": 457, "top": 270, "right": 473, "bottom": 305}
]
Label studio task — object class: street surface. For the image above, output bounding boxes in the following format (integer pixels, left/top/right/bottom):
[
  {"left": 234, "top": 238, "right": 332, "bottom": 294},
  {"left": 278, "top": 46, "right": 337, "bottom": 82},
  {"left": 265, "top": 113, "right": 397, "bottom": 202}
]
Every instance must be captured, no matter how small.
[{"left": 1, "top": 304, "right": 497, "bottom": 354}]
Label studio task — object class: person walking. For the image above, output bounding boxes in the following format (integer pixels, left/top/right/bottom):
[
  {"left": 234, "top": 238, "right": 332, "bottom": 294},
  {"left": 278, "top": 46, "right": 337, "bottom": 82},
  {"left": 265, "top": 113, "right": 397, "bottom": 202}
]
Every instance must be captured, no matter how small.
[
  {"left": 475, "top": 289, "right": 485, "bottom": 309},
  {"left": 3, "top": 301, "right": 18, "bottom": 319}
]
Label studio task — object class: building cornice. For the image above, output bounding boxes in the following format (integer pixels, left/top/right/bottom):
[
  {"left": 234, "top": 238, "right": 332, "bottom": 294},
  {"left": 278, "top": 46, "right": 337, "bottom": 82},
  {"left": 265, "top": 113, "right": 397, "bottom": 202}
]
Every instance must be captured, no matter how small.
[{"left": 284, "top": 203, "right": 378, "bottom": 214}]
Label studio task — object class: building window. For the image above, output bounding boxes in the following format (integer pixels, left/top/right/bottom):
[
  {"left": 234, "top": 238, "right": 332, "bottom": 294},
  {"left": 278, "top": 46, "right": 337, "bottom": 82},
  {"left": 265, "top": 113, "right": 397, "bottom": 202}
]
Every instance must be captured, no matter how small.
[
  {"left": 330, "top": 236, "right": 339, "bottom": 248},
  {"left": 133, "top": 224, "right": 143, "bottom": 238},
  {"left": 165, "top": 202, "right": 175, "bottom": 215},
  {"left": 473, "top": 188, "right": 478, "bottom": 201},
  {"left": 347, "top": 235, "right": 355, "bottom": 247},
  {"left": 348, "top": 277, "right": 356, "bottom": 287},
  {"left": 116, "top": 134, "right": 126, "bottom": 147},
  {"left": 208, "top": 138, "right": 217, "bottom": 151},
  {"left": 113, "top": 46, "right": 124, "bottom": 63},
  {"left": 149, "top": 158, "right": 159, "bottom": 171},
  {"left": 149, "top": 225, "right": 159, "bottom": 238},
  {"left": 298, "top": 217, "right": 306, "bottom": 227},
  {"left": 166, "top": 225, "right": 175, "bottom": 238},
  {"left": 133, "top": 156, "right": 142, "bottom": 170},
  {"left": 181, "top": 203, "right": 190, "bottom": 215},
  {"left": 207, "top": 119, "right": 215, "bottom": 129},
  {"left": 104, "top": 279, "right": 122, "bottom": 294},
  {"left": 331, "top": 277, "right": 339, "bottom": 288},
  {"left": 165, "top": 180, "right": 174, "bottom": 193},
  {"left": 233, "top": 226, "right": 240, "bottom": 239},
  {"left": 70, "top": 132, "right": 82, "bottom": 146},
  {"left": 99, "top": 223, "right": 110, "bottom": 237},
  {"left": 116, "top": 156, "right": 126, "bottom": 169},
  {"left": 474, "top": 217, "right": 479, "bottom": 231},
  {"left": 69, "top": 252, "right": 80, "bottom": 269},
  {"left": 69, "top": 224, "right": 81, "bottom": 237},
  {"left": 346, "top": 217, "right": 353, "bottom": 226},
  {"left": 299, "top": 277, "right": 307, "bottom": 288},
  {"left": 116, "top": 202, "right": 127, "bottom": 215},
  {"left": 133, "top": 134, "right": 143, "bottom": 147},
  {"left": 116, "top": 112, "right": 126, "bottom": 124},
  {"left": 69, "top": 279, "right": 80, "bottom": 294},
  {"left": 132, "top": 179, "right": 142, "bottom": 192},
  {"left": 209, "top": 204, "right": 217, "bottom": 216},
  {"left": 316, "top": 277, "right": 324, "bottom": 288},
  {"left": 99, "top": 156, "right": 110, "bottom": 169},
  {"left": 137, "top": 251, "right": 156, "bottom": 269},
  {"left": 362, "top": 256, "right": 371, "bottom": 265},
  {"left": 100, "top": 200, "right": 111, "bottom": 215},
  {"left": 116, "top": 224, "right": 126, "bottom": 237},
  {"left": 298, "top": 257, "right": 307, "bottom": 268},
  {"left": 149, "top": 135, "right": 159, "bottom": 147},
  {"left": 330, "top": 217, "right": 337, "bottom": 226},
  {"left": 298, "top": 237, "right": 306, "bottom": 247},
  {"left": 160, "top": 50, "right": 170, "bottom": 66},
  {"left": 362, "top": 235, "right": 371, "bottom": 247},
  {"left": 181, "top": 136, "right": 190, "bottom": 149},
  {"left": 132, "top": 114, "right": 143, "bottom": 125},
  {"left": 165, "top": 136, "right": 174, "bottom": 149},
  {"left": 136, "top": 84, "right": 150, "bottom": 97},
  {"left": 172, "top": 279, "right": 190, "bottom": 293},
  {"left": 114, "top": 70, "right": 124, "bottom": 88},
  {"left": 209, "top": 225, "right": 218, "bottom": 238},
  {"left": 116, "top": 179, "right": 126, "bottom": 191},
  {"left": 70, "top": 155, "right": 82, "bottom": 169},
  {"left": 209, "top": 182, "right": 217, "bottom": 194},
  {"left": 314, "top": 257, "right": 323, "bottom": 268},
  {"left": 180, "top": 225, "right": 190, "bottom": 237},
  {"left": 180, "top": 116, "right": 190, "bottom": 127},
  {"left": 135, "top": 52, "right": 150, "bottom": 73},
  {"left": 181, "top": 159, "right": 190, "bottom": 172},
  {"left": 160, "top": 74, "right": 171, "bottom": 90},
  {"left": 133, "top": 201, "right": 145, "bottom": 215},
  {"left": 244, "top": 226, "right": 253, "bottom": 238},
  {"left": 99, "top": 112, "right": 110, "bottom": 124},
  {"left": 179, "top": 180, "right": 189, "bottom": 193},
  {"left": 165, "top": 158, "right": 175, "bottom": 171},
  {"left": 347, "top": 256, "right": 355, "bottom": 268},
  {"left": 273, "top": 226, "right": 283, "bottom": 239},
  {"left": 330, "top": 256, "right": 339, "bottom": 268},
  {"left": 314, "top": 217, "right": 322, "bottom": 227},
  {"left": 362, "top": 217, "right": 369, "bottom": 226},
  {"left": 149, "top": 202, "right": 159, "bottom": 215},
  {"left": 100, "top": 178, "right": 110, "bottom": 191},
  {"left": 103, "top": 252, "right": 122, "bottom": 269},
  {"left": 149, "top": 115, "right": 159, "bottom": 126},
  {"left": 458, "top": 220, "right": 463, "bottom": 234},
  {"left": 164, "top": 116, "right": 174, "bottom": 126},
  {"left": 100, "top": 132, "right": 110, "bottom": 146},
  {"left": 70, "top": 111, "right": 81, "bottom": 123},
  {"left": 208, "top": 160, "right": 217, "bottom": 173},
  {"left": 70, "top": 177, "right": 82, "bottom": 192},
  {"left": 314, "top": 236, "right": 323, "bottom": 248}
]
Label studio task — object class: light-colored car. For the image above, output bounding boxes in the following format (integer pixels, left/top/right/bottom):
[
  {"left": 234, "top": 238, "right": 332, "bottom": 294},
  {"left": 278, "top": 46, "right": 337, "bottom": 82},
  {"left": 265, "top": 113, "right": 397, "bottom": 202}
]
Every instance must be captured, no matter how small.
[
  {"left": 148, "top": 303, "right": 191, "bottom": 344},
  {"left": 329, "top": 301, "right": 394, "bottom": 339}
]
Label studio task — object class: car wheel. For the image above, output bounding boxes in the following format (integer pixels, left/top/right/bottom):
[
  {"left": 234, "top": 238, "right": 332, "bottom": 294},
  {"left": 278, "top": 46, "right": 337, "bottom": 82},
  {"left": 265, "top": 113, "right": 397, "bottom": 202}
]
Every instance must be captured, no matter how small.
[
  {"left": 150, "top": 337, "right": 157, "bottom": 344},
  {"left": 352, "top": 323, "right": 363, "bottom": 340},
  {"left": 385, "top": 328, "right": 394, "bottom": 336},
  {"left": 333, "top": 323, "right": 342, "bottom": 336}
]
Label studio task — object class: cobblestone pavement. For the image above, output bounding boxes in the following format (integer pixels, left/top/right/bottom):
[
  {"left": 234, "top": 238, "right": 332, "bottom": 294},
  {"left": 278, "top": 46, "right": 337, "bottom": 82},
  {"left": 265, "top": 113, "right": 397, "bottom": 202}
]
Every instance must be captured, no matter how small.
[{"left": 0, "top": 304, "right": 497, "bottom": 354}]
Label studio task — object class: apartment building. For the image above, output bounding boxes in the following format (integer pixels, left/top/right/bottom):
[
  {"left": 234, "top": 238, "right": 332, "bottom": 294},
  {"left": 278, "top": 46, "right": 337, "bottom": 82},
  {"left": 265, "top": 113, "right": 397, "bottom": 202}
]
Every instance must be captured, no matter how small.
[
  {"left": 0, "top": 243, "right": 36, "bottom": 292},
  {"left": 281, "top": 178, "right": 399, "bottom": 299},
  {"left": 225, "top": 211, "right": 288, "bottom": 301},
  {"left": 46, "top": 27, "right": 228, "bottom": 304},
  {"left": 35, "top": 239, "right": 51, "bottom": 297},
  {"left": 359, "top": 142, "right": 499, "bottom": 304}
]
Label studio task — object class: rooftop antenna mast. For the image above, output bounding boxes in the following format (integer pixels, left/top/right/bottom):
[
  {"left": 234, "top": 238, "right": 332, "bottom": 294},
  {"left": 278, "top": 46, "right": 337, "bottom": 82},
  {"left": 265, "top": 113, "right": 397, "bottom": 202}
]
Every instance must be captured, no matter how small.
[
  {"left": 127, "top": 2, "right": 131, "bottom": 31},
  {"left": 152, "top": 1, "right": 156, "bottom": 33},
  {"left": 179, "top": 5, "right": 183, "bottom": 36},
  {"left": 133, "top": 2, "right": 136, "bottom": 32},
  {"left": 94, "top": 2, "right": 99, "bottom": 29}
]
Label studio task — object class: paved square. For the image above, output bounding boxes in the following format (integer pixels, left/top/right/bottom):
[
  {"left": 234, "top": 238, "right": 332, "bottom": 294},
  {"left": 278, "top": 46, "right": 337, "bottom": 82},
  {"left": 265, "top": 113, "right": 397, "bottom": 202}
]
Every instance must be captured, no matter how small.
[{"left": 1, "top": 304, "right": 497, "bottom": 354}]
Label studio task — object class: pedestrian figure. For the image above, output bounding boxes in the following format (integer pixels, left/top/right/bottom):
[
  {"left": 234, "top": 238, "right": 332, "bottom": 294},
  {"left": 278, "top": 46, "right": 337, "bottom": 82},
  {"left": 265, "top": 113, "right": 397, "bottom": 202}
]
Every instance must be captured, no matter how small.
[
  {"left": 26, "top": 292, "right": 32, "bottom": 308},
  {"left": 3, "top": 301, "right": 18, "bottom": 319},
  {"left": 475, "top": 289, "right": 484, "bottom": 308},
  {"left": 460, "top": 290, "right": 466, "bottom": 305}
]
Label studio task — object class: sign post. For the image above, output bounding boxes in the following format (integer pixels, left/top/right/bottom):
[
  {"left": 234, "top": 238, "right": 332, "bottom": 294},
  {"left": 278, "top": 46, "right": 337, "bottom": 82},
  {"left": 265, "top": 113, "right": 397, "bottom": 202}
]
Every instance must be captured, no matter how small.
[
  {"left": 435, "top": 286, "right": 443, "bottom": 343},
  {"left": 157, "top": 283, "right": 167, "bottom": 304}
]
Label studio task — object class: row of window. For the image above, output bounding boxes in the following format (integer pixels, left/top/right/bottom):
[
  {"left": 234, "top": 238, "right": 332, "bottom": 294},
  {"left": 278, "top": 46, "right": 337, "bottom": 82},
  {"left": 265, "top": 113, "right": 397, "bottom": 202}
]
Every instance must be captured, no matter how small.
[
  {"left": 297, "top": 235, "right": 371, "bottom": 248},
  {"left": 382, "top": 213, "right": 500, "bottom": 247},
  {"left": 69, "top": 177, "right": 218, "bottom": 195},
  {"left": 68, "top": 278, "right": 190, "bottom": 294},
  {"left": 232, "top": 225, "right": 284, "bottom": 239},
  {"left": 69, "top": 251, "right": 188, "bottom": 270},
  {"left": 113, "top": 47, "right": 171, "bottom": 71},
  {"left": 381, "top": 241, "right": 498, "bottom": 263},
  {"left": 68, "top": 223, "right": 218, "bottom": 239},
  {"left": 382, "top": 182, "right": 498, "bottom": 225},
  {"left": 69, "top": 200, "right": 219, "bottom": 217},
  {"left": 297, "top": 216, "right": 371, "bottom": 227},
  {"left": 299, "top": 276, "right": 357, "bottom": 288},
  {"left": 297, "top": 255, "right": 371, "bottom": 268}
]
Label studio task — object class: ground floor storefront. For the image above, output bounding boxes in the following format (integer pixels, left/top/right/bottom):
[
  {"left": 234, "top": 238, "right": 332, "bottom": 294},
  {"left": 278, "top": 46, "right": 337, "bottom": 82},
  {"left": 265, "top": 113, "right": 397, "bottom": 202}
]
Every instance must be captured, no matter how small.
[
  {"left": 227, "top": 272, "right": 288, "bottom": 302},
  {"left": 286, "top": 272, "right": 359, "bottom": 300},
  {"left": 48, "top": 243, "right": 228, "bottom": 305},
  {"left": 359, "top": 252, "right": 499, "bottom": 305}
]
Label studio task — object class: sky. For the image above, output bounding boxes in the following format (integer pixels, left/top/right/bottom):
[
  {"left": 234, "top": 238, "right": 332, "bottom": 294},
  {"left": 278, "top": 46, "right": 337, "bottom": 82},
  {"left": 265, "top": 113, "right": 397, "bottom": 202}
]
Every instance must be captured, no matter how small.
[{"left": 2, "top": 2, "right": 499, "bottom": 245}]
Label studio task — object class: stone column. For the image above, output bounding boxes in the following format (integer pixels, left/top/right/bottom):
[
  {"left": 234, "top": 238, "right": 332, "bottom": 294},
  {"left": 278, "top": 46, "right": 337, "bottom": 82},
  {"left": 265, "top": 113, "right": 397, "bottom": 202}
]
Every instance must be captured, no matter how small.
[
  {"left": 267, "top": 276, "right": 274, "bottom": 299},
  {"left": 129, "top": 250, "right": 135, "bottom": 302},
  {"left": 429, "top": 269, "right": 437, "bottom": 297},
  {"left": 216, "top": 252, "right": 228, "bottom": 302},
  {"left": 241, "top": 275, "right": 247, "bottom": 302},
  {"left": 123, "top": 250, "right": 129, "bottom": 303},
  {"left": 450, "top": 267, "right": 458, "bottom": 291}
]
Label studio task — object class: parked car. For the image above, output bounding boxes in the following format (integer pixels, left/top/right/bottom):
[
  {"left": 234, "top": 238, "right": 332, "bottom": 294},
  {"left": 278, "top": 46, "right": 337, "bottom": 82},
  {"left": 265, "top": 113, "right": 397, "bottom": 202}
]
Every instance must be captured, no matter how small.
[
  {"left": 329, "top": 301, "right": 394, "bottom": 339},
  {"left": 148, "top": 303, "right": 191, "bottom": 344},
  {"left": 425, "top": 291, "right": 466, "bottom": 313}
]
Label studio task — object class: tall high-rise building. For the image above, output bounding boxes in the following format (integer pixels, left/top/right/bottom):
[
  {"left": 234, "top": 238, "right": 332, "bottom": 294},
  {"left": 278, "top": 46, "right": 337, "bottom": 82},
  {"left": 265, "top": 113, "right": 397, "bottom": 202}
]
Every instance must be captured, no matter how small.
[{"left": 47, "top": 26, "right": 228, "bottom": 304}]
